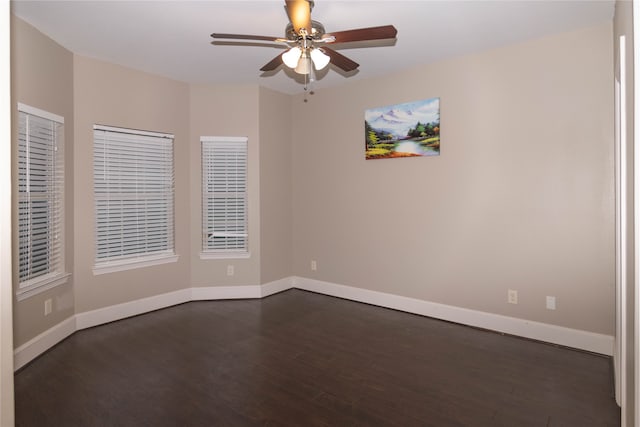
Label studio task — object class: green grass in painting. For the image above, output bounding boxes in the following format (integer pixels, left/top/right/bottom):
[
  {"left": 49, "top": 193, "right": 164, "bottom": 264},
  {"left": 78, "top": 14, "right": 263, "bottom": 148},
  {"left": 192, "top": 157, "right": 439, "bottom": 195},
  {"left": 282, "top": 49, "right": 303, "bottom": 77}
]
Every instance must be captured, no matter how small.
[
  {"left": 420, "top": 136, "right": 440, "bottom": 145},
  {"left": 366, "top": 147, "right": 392, "bottom": 158}
]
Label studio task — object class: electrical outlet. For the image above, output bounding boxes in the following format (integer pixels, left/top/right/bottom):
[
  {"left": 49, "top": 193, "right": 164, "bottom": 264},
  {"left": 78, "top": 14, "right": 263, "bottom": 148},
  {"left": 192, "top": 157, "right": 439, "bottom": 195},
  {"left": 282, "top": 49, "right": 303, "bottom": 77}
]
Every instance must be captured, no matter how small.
[
  {"left": 311, "top": 260, "right": 317, "bottom": 271},
  {"left": 44, "top": 299, "right": 52, "bottom": 316},
  {"left": 226, "top": 265, "right": 234, "bottom": 276},
  {"left": 546, "top": 296, "right": 556, "bottom": 310},
  {"left": 508, "top": 290, "right": 518, "bottom": 304}
]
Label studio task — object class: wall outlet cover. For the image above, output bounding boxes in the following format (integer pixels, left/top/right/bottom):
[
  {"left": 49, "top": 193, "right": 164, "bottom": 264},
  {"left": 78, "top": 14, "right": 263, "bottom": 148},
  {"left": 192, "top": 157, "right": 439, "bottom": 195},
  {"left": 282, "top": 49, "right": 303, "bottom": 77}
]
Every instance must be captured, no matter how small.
[{"left": 546, "top": 296, "right": 556, "bottom": 310}]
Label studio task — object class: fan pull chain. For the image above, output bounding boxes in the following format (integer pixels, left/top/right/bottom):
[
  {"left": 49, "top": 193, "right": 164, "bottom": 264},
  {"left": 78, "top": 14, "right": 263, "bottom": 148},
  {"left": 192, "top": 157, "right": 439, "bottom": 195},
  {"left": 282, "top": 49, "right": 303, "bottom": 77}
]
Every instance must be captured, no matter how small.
[
  {"left": 303, "top": 66, "right": 315, "bottom": 103},
  {"left": 303, "top": 72, "right": 308, "bottom": 102}
]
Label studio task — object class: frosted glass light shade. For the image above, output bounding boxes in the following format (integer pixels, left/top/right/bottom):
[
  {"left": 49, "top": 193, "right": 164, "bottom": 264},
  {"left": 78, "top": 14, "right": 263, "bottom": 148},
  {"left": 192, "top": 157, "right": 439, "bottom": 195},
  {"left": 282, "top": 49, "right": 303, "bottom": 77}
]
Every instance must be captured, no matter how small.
[
  {"left": 282, "top": 47, "right": 302, "bottom": 68},
  {"left": 310, "top": 48, "right": 330, "bottom": 70},
  {"left": 294, "top": 55, "right": 310, "bottom": 74}
]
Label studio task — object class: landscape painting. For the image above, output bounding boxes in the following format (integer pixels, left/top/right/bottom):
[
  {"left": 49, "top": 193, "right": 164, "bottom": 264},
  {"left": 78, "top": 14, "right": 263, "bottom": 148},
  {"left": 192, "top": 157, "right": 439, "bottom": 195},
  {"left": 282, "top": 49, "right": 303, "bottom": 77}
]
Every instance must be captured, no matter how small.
[{"left": 365, "top": 97, "right": 440, "bottom": 160}]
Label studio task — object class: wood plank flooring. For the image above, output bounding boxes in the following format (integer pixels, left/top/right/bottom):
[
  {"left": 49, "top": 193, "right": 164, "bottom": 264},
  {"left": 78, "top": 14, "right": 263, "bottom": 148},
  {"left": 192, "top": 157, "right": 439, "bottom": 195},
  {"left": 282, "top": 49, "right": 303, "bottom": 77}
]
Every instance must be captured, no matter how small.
[{"left": 15, "top": 289, "right": 620, "bottom": 426}]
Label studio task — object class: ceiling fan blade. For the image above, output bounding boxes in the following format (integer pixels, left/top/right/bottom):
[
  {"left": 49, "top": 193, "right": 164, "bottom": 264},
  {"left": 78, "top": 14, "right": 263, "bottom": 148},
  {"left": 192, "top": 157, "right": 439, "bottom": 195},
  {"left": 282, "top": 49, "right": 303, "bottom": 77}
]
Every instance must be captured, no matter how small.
[
  {"left": 211, "top": 33, "right": 286, "bottom": 43},
  {"left": 260, "top": 54, "right": 284, "bottom": 72},
  {"left": 319, "top": 47, "right": 359, "bottom": 72},
  {"left": 285, "top": 0, "right": 312, "bottom": 35},
  {"left": 323, "top": 25, "right": 397, "bottom": 44}
]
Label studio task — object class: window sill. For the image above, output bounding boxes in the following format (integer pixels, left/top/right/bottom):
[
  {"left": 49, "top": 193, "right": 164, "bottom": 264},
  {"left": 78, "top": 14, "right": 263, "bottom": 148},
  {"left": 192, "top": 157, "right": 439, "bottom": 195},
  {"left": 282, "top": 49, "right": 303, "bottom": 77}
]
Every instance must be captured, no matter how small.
[
  {"left": 93, "top": 253, "right": 179, "bottom": 275},
  {"left": 199, "top": 251, "right": 251, "bottom": 260},
  {"left": 17, "top": 272, "right": 71, "bottom": 302}
]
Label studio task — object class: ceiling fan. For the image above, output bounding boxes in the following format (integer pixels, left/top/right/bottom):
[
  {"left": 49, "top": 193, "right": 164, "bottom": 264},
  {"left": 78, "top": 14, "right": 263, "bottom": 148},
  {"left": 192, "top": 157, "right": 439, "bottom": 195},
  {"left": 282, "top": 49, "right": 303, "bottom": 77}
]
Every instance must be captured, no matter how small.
[{"left": 211, "top": 0, "right": 397, "bottom": 77}]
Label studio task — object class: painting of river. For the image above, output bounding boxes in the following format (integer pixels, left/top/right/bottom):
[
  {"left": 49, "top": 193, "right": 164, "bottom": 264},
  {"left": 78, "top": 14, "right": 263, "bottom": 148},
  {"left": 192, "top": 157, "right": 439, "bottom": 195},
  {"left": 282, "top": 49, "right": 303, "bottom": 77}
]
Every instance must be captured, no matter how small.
[{"left": 365, "top": 97, "right": 440, "bottom": 160}]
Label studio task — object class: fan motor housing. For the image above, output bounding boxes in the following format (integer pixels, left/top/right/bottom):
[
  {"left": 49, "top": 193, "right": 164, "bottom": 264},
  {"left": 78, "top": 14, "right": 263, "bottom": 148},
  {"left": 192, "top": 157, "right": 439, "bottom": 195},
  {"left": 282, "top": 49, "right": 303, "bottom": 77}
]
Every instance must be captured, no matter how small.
[{"left": 285, "top": 20, "right": 326, "bottom": 40}]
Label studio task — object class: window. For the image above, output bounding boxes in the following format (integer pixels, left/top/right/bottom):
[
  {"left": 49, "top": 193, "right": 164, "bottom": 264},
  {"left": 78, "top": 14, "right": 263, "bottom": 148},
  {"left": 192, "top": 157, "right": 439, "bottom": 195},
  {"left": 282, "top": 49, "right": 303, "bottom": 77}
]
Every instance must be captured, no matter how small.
[
  {"left": 17, "top": 103, "right": 69, "bottom": 299},
  {"left": 93, "top": 125, "right": 177, "bottom": 274},
  {"left": 201, "top": 136, "right": 248, "bottom": 258}
]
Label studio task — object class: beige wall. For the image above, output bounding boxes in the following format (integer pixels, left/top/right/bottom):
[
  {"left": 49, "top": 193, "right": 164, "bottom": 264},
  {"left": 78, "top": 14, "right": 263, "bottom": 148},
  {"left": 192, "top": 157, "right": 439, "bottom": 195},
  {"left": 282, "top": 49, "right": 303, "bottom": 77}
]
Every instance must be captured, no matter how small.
[
  {"left": 292, "top": 23, "right": 615, "bottom": 335},
  {"left": 614, "top": 1, "right": 635, "bottom": 424},
  {"left": 259, "top": 87, "right": 293, "bottom": 284},
  {"left": 189, "top": 84, "right": 262, "bottom": 287},
  {"left": 73, "top": 55, "right": 191, "bottom": 313},
  {"left": 11, "top": 17, "right": 75, "bottom": 347}
]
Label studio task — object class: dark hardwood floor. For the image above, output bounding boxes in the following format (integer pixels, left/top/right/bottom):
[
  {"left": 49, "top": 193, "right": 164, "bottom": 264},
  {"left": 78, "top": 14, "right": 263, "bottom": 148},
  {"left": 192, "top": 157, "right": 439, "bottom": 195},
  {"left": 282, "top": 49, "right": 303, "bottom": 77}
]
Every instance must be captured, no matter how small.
[{"left": 15, "top": 289, "right": 620, "bottom": 426}]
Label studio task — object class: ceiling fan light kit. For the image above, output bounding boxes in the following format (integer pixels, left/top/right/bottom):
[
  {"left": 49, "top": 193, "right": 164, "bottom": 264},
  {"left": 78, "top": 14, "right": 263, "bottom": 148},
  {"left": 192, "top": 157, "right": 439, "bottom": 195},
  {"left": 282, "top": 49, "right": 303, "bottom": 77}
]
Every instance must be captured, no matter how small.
[
  {"left": 211, "top": 0, "right": 398, "bottom": 89},
  {"left": 283, "top": 46, "right": 329, "bottom": 74}
]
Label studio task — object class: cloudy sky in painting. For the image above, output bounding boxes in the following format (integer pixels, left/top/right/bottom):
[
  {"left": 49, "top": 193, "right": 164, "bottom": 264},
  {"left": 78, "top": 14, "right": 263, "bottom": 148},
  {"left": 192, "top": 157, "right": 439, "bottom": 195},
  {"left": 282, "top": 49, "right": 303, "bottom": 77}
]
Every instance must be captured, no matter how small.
[{"left": 365, "top": 97, "right": 440, "bottom": 138}]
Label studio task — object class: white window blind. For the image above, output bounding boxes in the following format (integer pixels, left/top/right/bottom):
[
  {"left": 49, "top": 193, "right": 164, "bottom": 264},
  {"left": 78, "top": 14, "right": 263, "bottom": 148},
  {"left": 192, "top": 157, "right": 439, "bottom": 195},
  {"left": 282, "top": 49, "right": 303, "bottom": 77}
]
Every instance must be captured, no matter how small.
[
  {"left": 201, "top": 137, "right": 248, "bottom": 256},
  {"left": 17, "top": 104, "right": 68, "bottom": 298},
  {"left": 94, "top": 125, "right": 175, "bottom": 271}
]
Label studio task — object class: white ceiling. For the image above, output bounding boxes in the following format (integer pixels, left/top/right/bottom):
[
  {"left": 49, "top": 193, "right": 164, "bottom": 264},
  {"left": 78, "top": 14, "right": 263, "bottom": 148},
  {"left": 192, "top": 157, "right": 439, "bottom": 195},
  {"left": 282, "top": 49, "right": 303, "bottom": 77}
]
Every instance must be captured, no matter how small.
[{"left": 12, "top": 0, "right": 615, "bottom": 95}]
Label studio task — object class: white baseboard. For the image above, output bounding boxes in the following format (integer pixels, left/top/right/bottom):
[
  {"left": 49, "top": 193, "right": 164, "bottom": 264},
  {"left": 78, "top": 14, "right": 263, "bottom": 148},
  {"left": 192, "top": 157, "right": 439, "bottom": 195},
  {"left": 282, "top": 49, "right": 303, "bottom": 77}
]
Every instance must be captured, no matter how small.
[
  {"left": 76, "top": 288, "right": 192, "bottom": 330},
  {"left": 261, "top": 277, "right": 294, "bottom": 297},
  {"left": 15, "top": 275, "right": 614, "bottom": 370},
  {"left": 191, "top": 285, "right": 262, "bottom": 300},
  {"left": 293, "top": 276, "right": 614, "bottom": 356},
  {"left": 14, "top": 315, "right": 76, "bottom": 371},
  {"left": 190, "top": 278, "right": 293, "bottom": 300}
]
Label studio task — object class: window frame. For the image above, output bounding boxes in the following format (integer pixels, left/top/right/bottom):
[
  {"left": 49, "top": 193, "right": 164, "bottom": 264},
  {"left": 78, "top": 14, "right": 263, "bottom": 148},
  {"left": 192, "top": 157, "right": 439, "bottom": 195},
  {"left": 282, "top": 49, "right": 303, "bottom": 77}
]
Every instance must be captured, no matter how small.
[
  {"left": 200, "top": 136, "right": 249, "bottom": 260},
  {"left": 92, "top": 124, "right": 178, "bottom": 275},
  {"left": 16, "top": 103, "right": 69, "bottom": 300}
]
